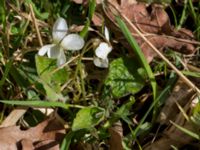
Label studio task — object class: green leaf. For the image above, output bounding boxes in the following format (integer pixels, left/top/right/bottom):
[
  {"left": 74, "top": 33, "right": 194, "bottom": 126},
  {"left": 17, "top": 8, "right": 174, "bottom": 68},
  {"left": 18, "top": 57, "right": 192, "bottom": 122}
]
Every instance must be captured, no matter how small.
[
  {"left": 103, "top": 97, "right": 135, "bottom": 129},
  {"left": 105, "top": 57, "right": 145, "bottom": 98},
  {"left": 42, "top": 81, "right": 65, "bottom": 101},
  {"left": 35, "top": 55, "right": 69, "bottom": 101},
  {"left": 115, "top": 97, "right": 135, "bottom": 124},
  {"left": 27, "top": 89, "right": 40, "bottom": 100},
  {"left": 72, "top": 107, "right": 105, "bottom": 131},
  {"left": 35, "top": 55, "right": 69, "bottom": 85},
  {"left": 60, "top": 131, "right": 74, "bottom": 150}
]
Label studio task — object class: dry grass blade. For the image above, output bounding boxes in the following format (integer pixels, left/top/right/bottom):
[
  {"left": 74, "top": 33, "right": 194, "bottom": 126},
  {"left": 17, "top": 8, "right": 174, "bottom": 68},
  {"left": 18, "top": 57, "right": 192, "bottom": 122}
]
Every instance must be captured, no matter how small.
[{"left": 29, "top": 3, "right": 43, "bottom": 47}]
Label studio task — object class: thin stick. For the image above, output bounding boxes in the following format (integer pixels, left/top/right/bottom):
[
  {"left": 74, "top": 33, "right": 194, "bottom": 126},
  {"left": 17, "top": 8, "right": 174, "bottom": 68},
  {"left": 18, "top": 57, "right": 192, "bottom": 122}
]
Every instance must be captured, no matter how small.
[
  {"left": 51, "top": 55, "right": 80, "bottom": 74},
  {"left": 29, "top": 4, "right": 43, "bottom": 47},
  {"left": 121, "top": 13, "right": 200, "bottom": 94}
]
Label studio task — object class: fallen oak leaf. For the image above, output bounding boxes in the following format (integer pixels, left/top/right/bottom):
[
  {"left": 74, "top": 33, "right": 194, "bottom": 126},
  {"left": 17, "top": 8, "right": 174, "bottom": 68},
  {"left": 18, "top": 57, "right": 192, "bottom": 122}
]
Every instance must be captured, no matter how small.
[
  {"left": 21, "top": 139, "right": 34, "bottom": 150},
  {"left": 0, "top": 117, "right": 65, "bottom": 150},
  {"left": 139, "top": 35, "right": 195, "bottom": 62},
  {"left": 102, "top": 0, "right": 197, "bottom": 62}
]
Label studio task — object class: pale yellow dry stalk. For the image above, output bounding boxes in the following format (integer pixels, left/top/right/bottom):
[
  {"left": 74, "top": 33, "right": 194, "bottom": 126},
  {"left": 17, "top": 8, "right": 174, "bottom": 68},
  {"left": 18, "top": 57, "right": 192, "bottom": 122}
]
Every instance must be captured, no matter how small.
[{"left": 29, "top": 4, "right": 43, "bottom": 47}]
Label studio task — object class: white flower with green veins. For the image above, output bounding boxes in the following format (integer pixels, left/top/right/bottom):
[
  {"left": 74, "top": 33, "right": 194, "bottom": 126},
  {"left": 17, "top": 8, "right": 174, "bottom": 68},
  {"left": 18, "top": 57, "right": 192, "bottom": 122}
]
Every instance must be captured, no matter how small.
[{"left": 38, "top": 17, "right": 85, "bottom": 66}]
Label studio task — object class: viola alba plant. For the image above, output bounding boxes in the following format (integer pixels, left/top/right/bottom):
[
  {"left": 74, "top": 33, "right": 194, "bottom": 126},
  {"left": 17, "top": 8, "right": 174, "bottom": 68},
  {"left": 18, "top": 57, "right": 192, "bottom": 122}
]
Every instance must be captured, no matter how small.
[
  {"left": 93, "top": 27, "right": 112, "bottom": 68},
  {"left": 38, "top": 17, "right": 85, "bottom": 66}
]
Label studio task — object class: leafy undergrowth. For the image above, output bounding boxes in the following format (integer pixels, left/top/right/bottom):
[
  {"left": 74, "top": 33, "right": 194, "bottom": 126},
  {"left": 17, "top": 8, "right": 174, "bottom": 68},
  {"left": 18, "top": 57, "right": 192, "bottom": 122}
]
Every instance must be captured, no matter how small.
[{"left": 1, "top": 0, "right": 200, "bottom": 149}]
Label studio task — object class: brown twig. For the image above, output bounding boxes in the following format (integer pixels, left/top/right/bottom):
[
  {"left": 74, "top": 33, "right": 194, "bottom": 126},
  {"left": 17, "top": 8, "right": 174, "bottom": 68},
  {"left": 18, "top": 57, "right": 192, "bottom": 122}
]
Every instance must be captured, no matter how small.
[{"left": 29, "top": 4, "right": 43, "bottom": 47}]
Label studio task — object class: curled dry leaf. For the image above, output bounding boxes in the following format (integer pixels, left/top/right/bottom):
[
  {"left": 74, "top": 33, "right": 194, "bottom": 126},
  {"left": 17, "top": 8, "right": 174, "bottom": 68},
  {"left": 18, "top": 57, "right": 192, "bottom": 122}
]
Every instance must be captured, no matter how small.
[
  {"left": 102, "top": 0, "right": 197, "bottom": 62},
  {"left": 157, "top": 79, "right": 194, "bottom": 124},
  {"left": 0, "top": 117, "right": 65, "bottom": 150},
  {"left": 144, "top": 79, "right": 199, "bottom": 150},
  {"left": 144, "top": 112, "right": 197, "bottom": 150}
]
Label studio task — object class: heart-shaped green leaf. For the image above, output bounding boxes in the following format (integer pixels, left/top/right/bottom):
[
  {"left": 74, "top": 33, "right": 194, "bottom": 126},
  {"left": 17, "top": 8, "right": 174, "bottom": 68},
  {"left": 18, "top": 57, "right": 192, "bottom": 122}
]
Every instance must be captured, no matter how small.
[
  {"left": 105, "top": 57, "right": 146, "bottom": 98},
  {"left": 72, "top": 107, "right": 105, "bottom": 131}
]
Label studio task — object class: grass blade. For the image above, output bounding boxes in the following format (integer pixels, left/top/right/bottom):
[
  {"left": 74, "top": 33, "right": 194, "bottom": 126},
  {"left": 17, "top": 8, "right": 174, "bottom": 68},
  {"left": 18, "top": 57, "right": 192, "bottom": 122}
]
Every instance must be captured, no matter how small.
[
  {"left": 170, "top": 120, "right": 200, "bottom": 140},
  {"left": 60, "top": 131, "right": 74, "bottom": 150},
  {"left": 116, "top": 16, "right": 157, "bottom": 113},
  {"left": 0, "top": 0, "right": 6, "bottom": 30},
  {"left": 116, "top": 16, "right": 157, "bottom": 100},
  {"left": 88, "top": 0, "right": 96, "bottom": 20},
  {"left": 0, "top": 60, "right": 13, "bottom": 88},
  {"left": 0, "top": 100, "right": 84, "bottom": 110}
]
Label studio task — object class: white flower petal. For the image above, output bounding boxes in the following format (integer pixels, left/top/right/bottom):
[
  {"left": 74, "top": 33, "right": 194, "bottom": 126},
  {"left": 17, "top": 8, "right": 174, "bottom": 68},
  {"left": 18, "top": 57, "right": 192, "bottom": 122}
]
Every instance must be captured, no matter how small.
[
  {"left": 104, "top": 26, "right": 110, "bottom": 41},
  {"left": 47, "top": 44, "right": 61, "bottom": 59},
  {"left": 52, "top": 17, "right": 68, "bottom": 43},
  {"left": 61, "top": 34, "right": 85, "bottom": 51},
  {"left": 93, "top": 57, "right": 109, "bottom": 68},
  {"left": 95, "top": 42, "right": 112, "bottom": 59},
  {"left": 38, "top": 44, "right": 55, "bottom": 56},
  {"left": 57, "top": 49, "right": 66, "bottom": 66}
]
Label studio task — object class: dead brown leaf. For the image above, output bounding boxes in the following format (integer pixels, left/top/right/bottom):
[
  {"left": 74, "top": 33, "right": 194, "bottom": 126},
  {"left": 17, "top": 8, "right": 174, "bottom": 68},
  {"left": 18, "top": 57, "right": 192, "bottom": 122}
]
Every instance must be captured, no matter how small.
[
  {"left": 102, "top": 1, "right": 197, "bottom": 62},
  {"left": 92, "top": 12, "right": 104, "bottom": 26},
  {"left": 21, "top": 139, "right": 34, "bottom": 150},
  {"left": 144, "top": 79, "right": 199, "bottom": 150},
  {"left": 108, "top": 122, "right": 123, "bottom": 150},
  {"left": 0, "top": 117, "right": 65, "bottom": 150}
]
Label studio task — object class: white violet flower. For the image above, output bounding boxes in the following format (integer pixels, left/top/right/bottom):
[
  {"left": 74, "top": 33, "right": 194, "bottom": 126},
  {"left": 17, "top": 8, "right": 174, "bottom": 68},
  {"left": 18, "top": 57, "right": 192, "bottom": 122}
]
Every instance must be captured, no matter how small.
[
  {"left": 93, "top": 27, "right": 112, "bottom": 68},
  {"left": 38, "top": 17, "right": 85, "bottom": 66}
]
